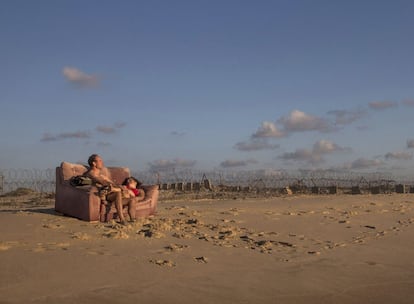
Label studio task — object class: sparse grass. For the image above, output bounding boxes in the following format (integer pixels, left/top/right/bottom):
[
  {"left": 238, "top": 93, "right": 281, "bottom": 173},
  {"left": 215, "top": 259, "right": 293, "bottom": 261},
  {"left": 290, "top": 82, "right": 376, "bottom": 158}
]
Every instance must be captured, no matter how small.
[
  {"left": 0, "top": 188, "right": 54, "bottom": 207},
  {"left": 0, "top": 187, "right": 37, "bottom": 197}
]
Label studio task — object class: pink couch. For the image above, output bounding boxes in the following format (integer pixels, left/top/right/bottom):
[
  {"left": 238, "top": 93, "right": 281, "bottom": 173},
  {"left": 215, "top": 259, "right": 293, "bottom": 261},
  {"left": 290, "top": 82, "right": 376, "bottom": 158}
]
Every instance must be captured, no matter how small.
[{"left": 55, "top": 162, "right": 158, "bottom": 222}]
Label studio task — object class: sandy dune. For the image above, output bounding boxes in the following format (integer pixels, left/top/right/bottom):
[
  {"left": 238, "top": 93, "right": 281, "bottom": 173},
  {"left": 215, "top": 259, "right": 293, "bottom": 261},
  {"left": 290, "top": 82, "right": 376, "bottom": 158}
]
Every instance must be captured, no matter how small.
[{"left": 1, "top": 194, "right": 414, "bottom": 303}]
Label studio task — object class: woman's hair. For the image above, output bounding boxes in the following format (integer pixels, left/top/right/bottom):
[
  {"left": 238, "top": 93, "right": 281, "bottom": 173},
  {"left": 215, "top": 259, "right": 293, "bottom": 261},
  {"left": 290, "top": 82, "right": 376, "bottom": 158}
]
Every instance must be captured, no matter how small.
[
  {"left": 87, "top": 154, "right": 99, "bottom": 167},
  {"left": 122, "top": 176, "right": 142, "bottom": 187}
]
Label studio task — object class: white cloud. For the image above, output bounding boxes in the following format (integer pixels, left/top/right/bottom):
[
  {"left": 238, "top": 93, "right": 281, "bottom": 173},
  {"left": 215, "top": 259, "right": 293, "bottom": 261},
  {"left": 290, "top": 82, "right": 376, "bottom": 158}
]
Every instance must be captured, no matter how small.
[
  {"left": 279, "top": 139, "right": 349, "bottom": 165},
  {"left": 368, "top": 101, "right": 398, "bottom": 110},
  {"left": 97, "top": 142, "right": 112, "bottom": 147},
  {"left": 96, "top": 126, "right": 118, "bottom": 134},
  {"left": 313, "top": 139, "right": 348, "bottom": 154},
  {"left": 96, "top": 122, "right": 126, "bottom": 134},
  {"left": 170, "top": 131, "right": 186, "bottom": 137},
  {"left": 41, "top": 122, "right": 124, "bottom": 142},
  {"left": 327, "top": 109, "right": 366, "bottom": 125},
  {"left": 356, "top": 125, "right": 369, "bottom": 131},
  {"left": 234, "top": 139, "right": 279, "bottom": 152},
  {"left": 148, "top": 158, "right": 196, "bottom": 171},
  {"left": 384, "top": 152, "right": 412, "bottom": 160},
  {"left": 407, "top": 139, "right": 414, "bottom": 148},
  {"left": 252, "top": 121, "right": 285, "bottom": 138},
  {"left": 62, "top": 66, "right": 99, "bottom": 88},
  {"left": 401, "top": 99, "right": 414, "bottom": 107},
  {"left": 40, "top": 130, "right": 91, "bottom": 142},
  {"left": 348, "top": 158, "right": 383, "bottom": 169},
  {"left": 220, "top": 159, "right": 257, "bottom": 168},
  {"left": 279, "top": 148, "right": 322, "bottom": 164},
  {"left": 278, "top": 110, "right": 334, "bottom": 133}
]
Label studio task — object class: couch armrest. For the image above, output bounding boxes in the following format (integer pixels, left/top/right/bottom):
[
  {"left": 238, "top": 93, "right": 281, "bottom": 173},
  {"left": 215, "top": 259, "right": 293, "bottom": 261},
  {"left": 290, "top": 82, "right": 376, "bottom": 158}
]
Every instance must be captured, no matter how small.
[
  {"left": 134, "top": 185, "right": 159, "bottom": 217},
  {"left": 55, "top": 183, "right": 102, "bottom": 222},
  {"left": 141, "top": 184, "right": 159, "bottom": 203}
]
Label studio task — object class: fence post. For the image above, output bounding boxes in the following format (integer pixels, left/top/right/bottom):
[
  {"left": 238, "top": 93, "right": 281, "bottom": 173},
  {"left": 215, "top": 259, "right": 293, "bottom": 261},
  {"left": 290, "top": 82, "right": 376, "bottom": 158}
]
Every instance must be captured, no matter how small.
[{"left": 0, "top": 174, "right": 3, "bottom": 195}]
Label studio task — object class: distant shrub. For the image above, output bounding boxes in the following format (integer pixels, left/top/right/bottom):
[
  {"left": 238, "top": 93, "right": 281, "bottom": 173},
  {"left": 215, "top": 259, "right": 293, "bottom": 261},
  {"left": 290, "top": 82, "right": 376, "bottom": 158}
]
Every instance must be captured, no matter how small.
[{"left": 0, "top": 187, "right": 37, "bottom": 197}]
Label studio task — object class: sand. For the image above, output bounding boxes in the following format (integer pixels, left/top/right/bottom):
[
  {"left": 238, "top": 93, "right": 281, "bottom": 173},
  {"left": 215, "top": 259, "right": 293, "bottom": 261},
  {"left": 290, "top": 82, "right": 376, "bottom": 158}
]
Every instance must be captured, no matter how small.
[{"left": 1, "top": 193, "right": 414, "bottom": 303}]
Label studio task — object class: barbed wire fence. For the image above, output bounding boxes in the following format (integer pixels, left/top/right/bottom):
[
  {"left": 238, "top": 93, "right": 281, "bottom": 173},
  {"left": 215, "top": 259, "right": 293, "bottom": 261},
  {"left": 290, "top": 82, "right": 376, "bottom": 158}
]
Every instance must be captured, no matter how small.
[
  {"left": 121, "top": 168, "right": 414, "bottom": 194},
  {"left": 0, "top": 169, "right": 56, "bottom": 194},
  {"left": 1, "top": 168, "right": 414, "bottom": 195}
]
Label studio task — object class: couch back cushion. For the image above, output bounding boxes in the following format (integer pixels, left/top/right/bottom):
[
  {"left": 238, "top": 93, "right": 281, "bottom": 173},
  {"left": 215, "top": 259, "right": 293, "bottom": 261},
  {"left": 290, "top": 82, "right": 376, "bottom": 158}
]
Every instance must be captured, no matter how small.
[
  {"left": 107, "top": 167, "right": 130, "bottom": 185},
  {"left": 59, "top": 161, "right": 130, "bottom": 185},
  {"left": 61, "top": 161, "right": 88, "bottom": 181}
]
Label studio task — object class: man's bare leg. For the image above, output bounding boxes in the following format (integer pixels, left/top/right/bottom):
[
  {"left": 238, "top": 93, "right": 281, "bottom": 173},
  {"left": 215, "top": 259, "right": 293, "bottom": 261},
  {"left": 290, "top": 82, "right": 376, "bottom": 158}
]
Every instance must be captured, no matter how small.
[{"left": 107, "top": 191, "right": 127, "bottom": 224}]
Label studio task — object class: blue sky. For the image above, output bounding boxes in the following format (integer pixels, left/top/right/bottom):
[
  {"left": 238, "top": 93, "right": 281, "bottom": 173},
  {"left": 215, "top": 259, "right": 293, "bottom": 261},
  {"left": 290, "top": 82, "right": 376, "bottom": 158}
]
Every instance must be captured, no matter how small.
[{"left": 1, "top": 0, "right": 414, "bottom": 176}]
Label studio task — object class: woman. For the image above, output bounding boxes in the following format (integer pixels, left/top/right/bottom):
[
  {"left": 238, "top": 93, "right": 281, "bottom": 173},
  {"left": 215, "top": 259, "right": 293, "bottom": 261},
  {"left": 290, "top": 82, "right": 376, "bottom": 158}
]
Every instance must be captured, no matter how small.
[{"left": 122, "top": 176, "right": 146, "bottom": 202}]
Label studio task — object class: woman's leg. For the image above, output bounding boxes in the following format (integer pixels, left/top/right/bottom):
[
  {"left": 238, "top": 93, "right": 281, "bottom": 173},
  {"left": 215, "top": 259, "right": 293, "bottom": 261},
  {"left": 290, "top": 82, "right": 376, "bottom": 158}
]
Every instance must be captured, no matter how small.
[{"left": 123, "top": 198, "right": 136, "bottom": 221}]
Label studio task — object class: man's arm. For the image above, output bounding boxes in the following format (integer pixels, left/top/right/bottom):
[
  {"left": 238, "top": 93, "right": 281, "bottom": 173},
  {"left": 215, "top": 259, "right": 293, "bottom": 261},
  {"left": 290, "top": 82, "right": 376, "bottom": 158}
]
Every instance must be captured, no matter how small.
[
  {"left": 84, "top": 170, "right": 112, "bottom": 186},
  {"left": 84, "top": 169, "right": 122, "bottom": 193}
]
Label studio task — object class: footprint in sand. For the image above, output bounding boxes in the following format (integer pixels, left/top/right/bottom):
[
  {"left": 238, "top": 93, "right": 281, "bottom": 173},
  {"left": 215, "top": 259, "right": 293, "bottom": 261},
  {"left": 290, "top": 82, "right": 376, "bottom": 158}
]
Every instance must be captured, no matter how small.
[
  {"left": 288, "top": 233, "right": 304, "bottom": 240},
  {"left": 54, "top": 242, "right": 70, "bottom": 250},
  {"left": 172, "top": 206, "right": 189, "bottom": 211},
  {"left": 0, "top": 241, "right": 19, "bottom": 251},
  {"left": 191, "top": 211, "right": 202, "bottom": 217},
  {"left": 178, "top": 212, "right": 191, "bottom": 217},
  {"left": 71, "top": 232, "right": 91, "bottom": 240},
  {"left": 283, "top": 211, "right": 299, "bottom": 216},
  {"left": 352, "top": 236, "right": 366, "bottom": 244},
  {"left": 86, "top": 250, "right": 107, "bottom": 256},
  {"left": 33, "top": 245, "right": 46, "bottom": 253},
  {"left": 172, "top": 232, "right": 191, "bottom": 239},
  {"left": 31, "top": 242, "right": 70, "bottom": 252},
  {"left": 307, "top": 251, "right": 321, "bottom": 255},
  {"left": 42, "top": 223, "right": 64, "bottom": 229},
  {"left": 220, "top": 218, "right": 238, "bottom": 224},
  {"left": 137, "top": 228, "right": 166, "bottom": 239},
  {"left": 255, "top": 240, "right": 274, "bottom": 254},
  {"left": 221, "top": 208, "right": 243, "bottom": 216},
  {"left": 103, "top": 230, "right": 130, "bottom": 239},
  {"left": 150, "top": 259, "right": 176, "bottom": 267},
  {"left": 164, "top": 243, "right": 189, "bottom": 252},
  {"left": 0, "top": 244, "right": 12, "bottom": 251},
  {"left": 137, "top": 218, "right": 177, "bottom": 239},
  {"left": 194, "top": 256, "right": 208, "bottom": 263}
]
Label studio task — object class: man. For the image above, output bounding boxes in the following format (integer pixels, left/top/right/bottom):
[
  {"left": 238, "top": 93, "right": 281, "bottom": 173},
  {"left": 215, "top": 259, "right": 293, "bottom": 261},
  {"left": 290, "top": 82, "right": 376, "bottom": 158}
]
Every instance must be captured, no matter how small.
[{"left": 84, "top": 154, "right": 136, "bottom": 225}]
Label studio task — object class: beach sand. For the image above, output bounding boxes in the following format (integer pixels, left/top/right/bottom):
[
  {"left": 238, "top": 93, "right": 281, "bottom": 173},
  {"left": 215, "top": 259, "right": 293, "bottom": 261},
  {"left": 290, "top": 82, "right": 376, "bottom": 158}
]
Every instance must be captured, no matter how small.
[{"left": 1, "top": 193, "right": 414, "bottom": 303}]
